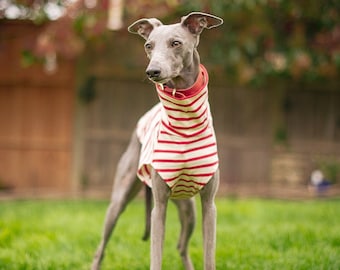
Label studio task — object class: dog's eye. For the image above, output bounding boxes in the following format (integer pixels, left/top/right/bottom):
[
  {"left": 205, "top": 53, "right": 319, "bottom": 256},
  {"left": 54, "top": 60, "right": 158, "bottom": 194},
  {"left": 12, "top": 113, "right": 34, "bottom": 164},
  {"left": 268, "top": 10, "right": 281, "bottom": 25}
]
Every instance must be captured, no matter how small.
[
  {"left": 145, "top": 43, "right": 152, "bottom": 50},
  {"left": 171, "top": 40, "right": 182, "bottom": 48}
]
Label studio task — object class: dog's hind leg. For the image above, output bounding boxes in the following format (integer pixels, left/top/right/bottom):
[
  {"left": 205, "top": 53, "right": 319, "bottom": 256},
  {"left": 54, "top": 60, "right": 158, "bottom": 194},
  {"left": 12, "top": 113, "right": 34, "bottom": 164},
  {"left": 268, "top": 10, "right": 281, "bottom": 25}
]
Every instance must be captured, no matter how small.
[
  {"left": 91, "top": 131, "right": 142, "bottom": 270},
  {"left": 173, "top": 198, "right": 196, "bottom": 270}
]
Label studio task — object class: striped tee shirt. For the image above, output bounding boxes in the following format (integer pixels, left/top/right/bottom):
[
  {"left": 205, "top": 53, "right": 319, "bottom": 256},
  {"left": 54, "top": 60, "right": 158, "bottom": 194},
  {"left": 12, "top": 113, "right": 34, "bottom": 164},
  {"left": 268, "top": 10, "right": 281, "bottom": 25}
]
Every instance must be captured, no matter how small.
[{"left": 136, "top": 64, "right": 219, "bottom": 199}]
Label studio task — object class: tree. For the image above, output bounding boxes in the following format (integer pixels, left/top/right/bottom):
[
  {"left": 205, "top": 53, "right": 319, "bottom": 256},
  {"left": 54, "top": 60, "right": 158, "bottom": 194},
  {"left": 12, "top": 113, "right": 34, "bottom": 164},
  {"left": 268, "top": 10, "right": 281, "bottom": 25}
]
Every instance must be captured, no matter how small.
[
  {"left": 1, "top": 0, "right": 339, "bottom": 85},
  {"left": 204, "top": 0, "right": 340, "bottom": 85}
]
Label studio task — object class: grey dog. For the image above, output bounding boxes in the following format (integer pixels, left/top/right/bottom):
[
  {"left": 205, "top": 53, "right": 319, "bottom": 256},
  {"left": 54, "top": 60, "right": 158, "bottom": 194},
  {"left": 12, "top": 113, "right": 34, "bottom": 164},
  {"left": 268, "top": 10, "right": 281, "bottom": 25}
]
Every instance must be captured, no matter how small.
[{"left": 91, "top": 12, "right": 223, "bottom": 270}]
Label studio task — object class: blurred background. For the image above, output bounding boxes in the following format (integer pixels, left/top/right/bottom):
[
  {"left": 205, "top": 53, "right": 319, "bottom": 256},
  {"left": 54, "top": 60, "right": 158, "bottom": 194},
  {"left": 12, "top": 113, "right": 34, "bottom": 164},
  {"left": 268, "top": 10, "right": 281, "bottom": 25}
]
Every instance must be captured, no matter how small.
[{"left": 0, "top": 0, "right": 339, "bottom": 199}]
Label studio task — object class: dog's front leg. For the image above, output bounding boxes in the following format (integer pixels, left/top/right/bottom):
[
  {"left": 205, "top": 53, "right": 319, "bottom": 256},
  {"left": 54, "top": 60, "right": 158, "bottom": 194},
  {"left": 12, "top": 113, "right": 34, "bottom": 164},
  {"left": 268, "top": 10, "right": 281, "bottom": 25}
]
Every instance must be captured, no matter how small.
[
  {"left": 150, "top": 170, "right": 170, "bottom": 270},
  {"left": 200, "top": 170, "right": 220, "bottom": 270}
]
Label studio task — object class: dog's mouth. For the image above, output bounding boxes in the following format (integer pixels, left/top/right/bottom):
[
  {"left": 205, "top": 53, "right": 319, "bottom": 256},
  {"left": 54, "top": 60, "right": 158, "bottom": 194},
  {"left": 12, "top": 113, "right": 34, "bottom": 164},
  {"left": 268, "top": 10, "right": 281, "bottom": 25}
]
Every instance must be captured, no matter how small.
[{"left": 148, "top": 76, "right": 171, "bottom": 85}]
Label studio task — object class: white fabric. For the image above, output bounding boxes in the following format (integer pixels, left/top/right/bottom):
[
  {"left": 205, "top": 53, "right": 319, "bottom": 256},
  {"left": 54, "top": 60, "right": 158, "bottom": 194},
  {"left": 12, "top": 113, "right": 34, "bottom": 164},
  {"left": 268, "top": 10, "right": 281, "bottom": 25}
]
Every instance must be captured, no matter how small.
[{"left": 136, "top": 66, "right": 219, "bottom": 199}]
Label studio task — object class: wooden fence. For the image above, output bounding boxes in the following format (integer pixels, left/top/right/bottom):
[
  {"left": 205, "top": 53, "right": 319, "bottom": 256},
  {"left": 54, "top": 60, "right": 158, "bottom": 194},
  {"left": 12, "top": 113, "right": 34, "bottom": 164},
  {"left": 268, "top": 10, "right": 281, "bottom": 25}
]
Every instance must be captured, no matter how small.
[
  {"left": 73, "top": 30, "right": 340, "bottom": 196},
  {"left": 1, "top": 20, "right": 339, "bottom": 197},
  {"left": 78, "top": 77, "right": 340, "bottom": 194},
  {"left": 0, "top": 20, "right": 75, "bottom": 193}
]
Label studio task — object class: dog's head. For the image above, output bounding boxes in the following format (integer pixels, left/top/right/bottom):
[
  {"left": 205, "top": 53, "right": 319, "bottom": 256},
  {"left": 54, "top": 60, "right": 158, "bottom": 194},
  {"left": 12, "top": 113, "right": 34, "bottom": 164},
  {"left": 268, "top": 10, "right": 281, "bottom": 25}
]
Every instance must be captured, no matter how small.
[{"left": 128, "top": 12, "right": 223, "bottom": 87}]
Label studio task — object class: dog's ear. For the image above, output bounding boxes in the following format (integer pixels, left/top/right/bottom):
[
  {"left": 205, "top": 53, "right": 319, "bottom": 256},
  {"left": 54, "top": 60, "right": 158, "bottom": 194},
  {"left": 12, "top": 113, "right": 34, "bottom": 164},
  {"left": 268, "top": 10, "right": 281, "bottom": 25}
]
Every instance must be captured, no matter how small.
[
  {"left": 128, "top": 18, "right": 163, "bottom": 40},
  {"left": 181, "top": 12, "right": 223, "bottom": 36}
]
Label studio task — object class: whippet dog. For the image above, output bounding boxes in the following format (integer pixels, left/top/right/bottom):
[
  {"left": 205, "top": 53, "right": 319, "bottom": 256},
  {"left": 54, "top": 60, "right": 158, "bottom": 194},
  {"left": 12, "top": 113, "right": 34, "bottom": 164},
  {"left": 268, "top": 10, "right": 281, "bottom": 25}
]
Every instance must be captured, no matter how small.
[{"left": 91, "top": 12, "right": 223, "bottom": 270}]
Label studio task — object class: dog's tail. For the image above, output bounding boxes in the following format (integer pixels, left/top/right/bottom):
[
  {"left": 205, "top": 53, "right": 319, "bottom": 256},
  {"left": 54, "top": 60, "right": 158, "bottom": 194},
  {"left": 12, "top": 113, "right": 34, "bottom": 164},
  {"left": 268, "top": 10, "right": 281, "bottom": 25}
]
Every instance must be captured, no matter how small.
[{"left": 142, "top": 185, "right": 152, "bottom": 241}]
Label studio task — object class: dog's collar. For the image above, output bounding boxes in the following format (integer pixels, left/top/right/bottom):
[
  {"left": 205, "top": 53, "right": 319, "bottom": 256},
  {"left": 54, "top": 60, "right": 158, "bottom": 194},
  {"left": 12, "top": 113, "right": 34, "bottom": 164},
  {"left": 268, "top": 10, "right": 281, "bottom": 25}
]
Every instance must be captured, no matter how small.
[{"left": 156, "top": 64, "right": 208, "bottom": 99}]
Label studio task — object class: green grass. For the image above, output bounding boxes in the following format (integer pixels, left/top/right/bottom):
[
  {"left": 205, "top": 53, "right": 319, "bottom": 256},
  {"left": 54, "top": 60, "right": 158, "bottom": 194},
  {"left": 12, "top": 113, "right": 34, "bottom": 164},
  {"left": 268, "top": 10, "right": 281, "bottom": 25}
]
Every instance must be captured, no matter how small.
[{"left": 0, "top": 198, "right": 339, "bottom": 270}]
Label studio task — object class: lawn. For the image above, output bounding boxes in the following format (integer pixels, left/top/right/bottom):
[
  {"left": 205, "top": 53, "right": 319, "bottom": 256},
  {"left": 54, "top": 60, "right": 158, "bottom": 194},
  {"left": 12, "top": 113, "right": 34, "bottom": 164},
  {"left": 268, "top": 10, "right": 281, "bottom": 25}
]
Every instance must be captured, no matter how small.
[{"left": 0, "top": 197, "right": 339, "bottom": 270}]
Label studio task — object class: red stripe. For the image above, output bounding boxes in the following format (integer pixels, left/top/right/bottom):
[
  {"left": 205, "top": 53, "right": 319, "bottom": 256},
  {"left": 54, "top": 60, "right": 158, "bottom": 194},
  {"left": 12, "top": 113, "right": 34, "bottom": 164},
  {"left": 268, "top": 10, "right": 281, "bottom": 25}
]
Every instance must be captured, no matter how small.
[
  {"left": 153, "top": 152, "right": 218, "bottom": 163},
  {"left": 174, "top": 184, "right": 199, "bottom": 189},
  {"left": 138, "top": 165, "right": 150, "bottom": 177},
  {"left": 172, "top": 186, "right": 199, "bottom": 196},
  {"left": 161, "top": 120, "right": 209, "bottom": 138},
  {"left": 168, "top": 117, "right": 207, "bottom": 130},
  {"left": 165, "top": 172, "right": 215, "bottom": 182},
  {"left": 154, "top": 142, "right": 216, "bottom": 154},
  {"left": 165, "top": 178, "right": 206, "bottom": 186},
  {"left": 145, "top": 165, "right": 150, "bottom": 175},
  {"left": 171, "top": 189, "right": 197, "bottom": 197},
  {"left": 158, "top": 89, "right": 206, "bottom": 108},
  {"left": 167, "top": 107, "right": 207, "bottom": 121},
  {"left": 163, "top": 100, "right": 205, "bottom": 114},
  {"left": 156, "top": 161, "right": 218, "bottom": 173},
  {"left": 157, "top": 133, "right": 214, "bottom": 145},
  {"left": 173, "top": 188, "right": 197, "bottom": 194}
]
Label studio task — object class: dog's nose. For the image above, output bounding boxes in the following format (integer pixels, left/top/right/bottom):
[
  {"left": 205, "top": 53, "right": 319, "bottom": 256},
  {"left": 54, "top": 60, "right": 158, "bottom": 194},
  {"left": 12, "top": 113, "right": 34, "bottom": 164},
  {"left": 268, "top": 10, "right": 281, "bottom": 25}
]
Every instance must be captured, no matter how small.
[{"left": 146, "top": 69, "right": 161, "bottom": 79}]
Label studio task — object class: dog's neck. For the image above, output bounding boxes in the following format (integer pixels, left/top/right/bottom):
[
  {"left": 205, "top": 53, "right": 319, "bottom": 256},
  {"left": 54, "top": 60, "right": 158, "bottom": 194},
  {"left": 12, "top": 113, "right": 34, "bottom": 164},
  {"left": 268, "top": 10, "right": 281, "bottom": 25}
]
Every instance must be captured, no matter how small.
[
  {"left": 163, "top": 49, "right": 200, "bottom": 90},
  {"left": 157, "top": 63, "right": 207, "bottom": 99}
]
